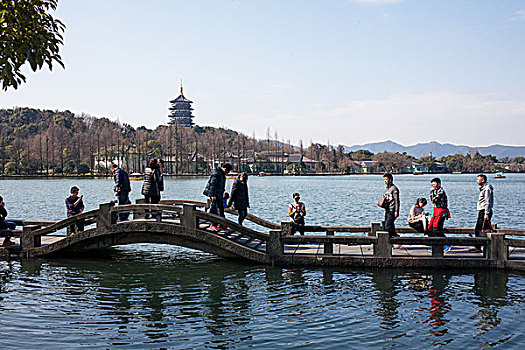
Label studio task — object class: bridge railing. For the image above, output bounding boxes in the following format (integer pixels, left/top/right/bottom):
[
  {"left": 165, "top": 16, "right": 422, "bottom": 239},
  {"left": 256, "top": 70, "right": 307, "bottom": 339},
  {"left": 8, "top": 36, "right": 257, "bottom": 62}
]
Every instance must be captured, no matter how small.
[
  {"left": 194, "top": 210, "right": 270, "bottom": 242},
  {"left": 267, "top": 221, "right": 525, "bottom": 263},
  {"left": 20, "top": 208, "right": 101, "bottom": 249}
]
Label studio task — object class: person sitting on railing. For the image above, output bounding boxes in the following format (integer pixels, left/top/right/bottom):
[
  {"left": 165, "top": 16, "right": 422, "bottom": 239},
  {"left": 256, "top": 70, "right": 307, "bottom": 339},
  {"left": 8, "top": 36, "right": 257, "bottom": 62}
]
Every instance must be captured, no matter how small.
[
  {"left": 65, "top": 186, "right": 85, "bottom": 235},
  {"left": 0, "top": 195, "right": 17, "bottom": 246},
  {"left": 289, "top": 193, "right": 306, "bottom": 235},
  {"left": 429, "top": 178, "right": 451, "bottom": 253},
  {"left": 227, "top": 173, "right": 250, "bottom": 226},
  {"left": 408, "top": 198, "right": 429, "bottom": 233}
]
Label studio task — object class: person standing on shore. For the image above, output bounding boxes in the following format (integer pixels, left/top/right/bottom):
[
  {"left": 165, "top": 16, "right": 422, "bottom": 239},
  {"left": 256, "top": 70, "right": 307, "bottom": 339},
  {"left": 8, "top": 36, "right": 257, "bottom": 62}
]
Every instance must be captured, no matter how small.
[
  {"left": 0, "top": 195, "right": 16, "bottom": 245},
  {"left": 227, "top": 173, "right": 250, "bottom": 226},
  {"left": 65, "top": 186, "right": 85, "bottom": 235},
  {"left": 203, "top": 163, "right": 232, "bottom": 218},
  {"left": 471, "top": 174, "right": 494, "bottom": 252},
  {"left": 111, "top": 163, "right": 131, "bottom": 221},
  {"left": 381, "top": 173, "right": 400, "bottom": 237}
]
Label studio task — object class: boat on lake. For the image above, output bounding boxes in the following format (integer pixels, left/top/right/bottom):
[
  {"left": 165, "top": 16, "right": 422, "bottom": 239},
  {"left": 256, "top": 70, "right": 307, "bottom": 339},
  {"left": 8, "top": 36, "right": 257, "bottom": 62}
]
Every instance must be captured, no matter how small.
[
  {"left": 130, "top": 172, "right": 143, "bottom": 181},
  {"left": 493, "top": 173, "right": 506, "bottom": 179}
]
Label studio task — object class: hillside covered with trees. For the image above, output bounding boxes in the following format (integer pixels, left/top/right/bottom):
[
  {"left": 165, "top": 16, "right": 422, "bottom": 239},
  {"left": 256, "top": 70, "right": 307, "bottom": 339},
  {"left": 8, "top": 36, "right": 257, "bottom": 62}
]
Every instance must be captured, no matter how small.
[{"left": 0, "top": 107, "right": 523, "bottom": 175}]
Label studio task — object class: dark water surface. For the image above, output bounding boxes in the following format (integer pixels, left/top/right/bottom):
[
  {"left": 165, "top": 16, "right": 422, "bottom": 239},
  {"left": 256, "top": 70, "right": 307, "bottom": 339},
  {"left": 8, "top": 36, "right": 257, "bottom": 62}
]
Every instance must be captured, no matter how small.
[{"left": 1, "top": 174, "right": 524, "bottom": 348}]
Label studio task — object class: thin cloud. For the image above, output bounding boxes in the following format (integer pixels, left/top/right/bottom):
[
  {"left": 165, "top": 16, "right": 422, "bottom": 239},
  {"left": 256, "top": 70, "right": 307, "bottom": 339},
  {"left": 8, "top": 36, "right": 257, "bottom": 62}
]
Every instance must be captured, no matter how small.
[
  {"left": 272, "top": 81, "right": 294, "bottom": 89},
  {"left": 353, "top": 0, "right": 404, "bottom": 6},
  {"left": 509, "top": 10, "right": 525, "bottom": 21},
  {"left": 233, "top": 92, "right": 525, "bottom": 146}
]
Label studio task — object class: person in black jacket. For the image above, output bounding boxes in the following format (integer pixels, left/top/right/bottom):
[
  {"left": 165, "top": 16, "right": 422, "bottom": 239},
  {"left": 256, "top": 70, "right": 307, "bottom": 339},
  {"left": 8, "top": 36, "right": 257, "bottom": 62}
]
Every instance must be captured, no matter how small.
[
  {"left": 142, "top": 159, "right": 162, "bottom": 218},
  {"left": 227, "top": 172, "right": 250, "bottom": 225},
  {"left": 203, "top": 163, "right": 232, "bottom": 218},
  {"left": 111, "top": 163, "right": 131, "bottom": 221}
]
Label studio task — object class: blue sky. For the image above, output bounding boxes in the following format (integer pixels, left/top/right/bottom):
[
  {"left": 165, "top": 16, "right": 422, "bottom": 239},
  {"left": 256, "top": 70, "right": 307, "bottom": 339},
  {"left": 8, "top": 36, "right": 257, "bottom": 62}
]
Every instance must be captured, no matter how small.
[{"left": 2, "top": 0, "right": 525, "bottom": 147}]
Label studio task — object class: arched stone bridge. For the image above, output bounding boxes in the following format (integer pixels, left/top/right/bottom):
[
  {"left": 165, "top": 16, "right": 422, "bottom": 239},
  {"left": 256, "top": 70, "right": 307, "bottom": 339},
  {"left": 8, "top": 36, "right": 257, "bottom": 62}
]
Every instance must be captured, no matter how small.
[{"left": 2, "top": 199, "right": 525, "bottom": 272}]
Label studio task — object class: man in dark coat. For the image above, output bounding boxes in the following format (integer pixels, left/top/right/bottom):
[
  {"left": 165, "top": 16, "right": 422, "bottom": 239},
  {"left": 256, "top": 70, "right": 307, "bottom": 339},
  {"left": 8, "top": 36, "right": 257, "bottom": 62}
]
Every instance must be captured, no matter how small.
[
  {"left": 203, "top": 163, "right": 232, "bottom": 218},
  {"left": 111, "top": 163, "right": 131, "bottom": 221},
  {"left": 382, "top": 172, "right": 400, "bottom": 238},
  {"left": 227, "top": 172, "right": 250, "bottom": 225}
]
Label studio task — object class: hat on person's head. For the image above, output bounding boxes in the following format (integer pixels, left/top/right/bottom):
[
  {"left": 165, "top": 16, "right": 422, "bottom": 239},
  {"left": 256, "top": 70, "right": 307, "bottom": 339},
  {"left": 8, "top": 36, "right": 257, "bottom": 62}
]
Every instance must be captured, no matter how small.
[{"left": 293, "top": 193, "right": 300, "bottom": 198}]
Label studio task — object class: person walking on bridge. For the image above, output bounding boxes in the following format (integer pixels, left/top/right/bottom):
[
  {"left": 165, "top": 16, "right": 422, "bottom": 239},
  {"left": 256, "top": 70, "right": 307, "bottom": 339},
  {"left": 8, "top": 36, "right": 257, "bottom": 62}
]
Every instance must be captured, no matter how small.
[
  {"left": 111, "top": 163, "right": 131, "bottom": 221},
  {"left": 203, "top": 163, "right": 233, "bottom": 219},
  {"left": 227, "top": 172, "right": 250, "bottom": 226},
  {"left": 142, "top": 159, "right": 162, "bottom": 218},
  {"left": 471, "top": 174, "right": 494, "bottom": 253},
  {"left": 380, "top": 173, "right": 400, "bottom": 238}
]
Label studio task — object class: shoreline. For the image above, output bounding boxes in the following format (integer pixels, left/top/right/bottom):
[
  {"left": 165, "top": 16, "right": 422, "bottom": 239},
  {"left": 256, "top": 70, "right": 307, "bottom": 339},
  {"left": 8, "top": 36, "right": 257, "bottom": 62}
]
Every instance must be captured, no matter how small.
[{"left": 0, "top": 172, "right": 522, "bottom": 180}]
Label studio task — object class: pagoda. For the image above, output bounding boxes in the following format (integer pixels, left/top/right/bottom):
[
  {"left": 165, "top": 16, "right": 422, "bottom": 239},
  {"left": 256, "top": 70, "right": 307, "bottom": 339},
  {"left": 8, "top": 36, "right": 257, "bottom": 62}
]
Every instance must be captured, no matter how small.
[{"left": 168, "top": 82, "right": 195, "bottom": 127}]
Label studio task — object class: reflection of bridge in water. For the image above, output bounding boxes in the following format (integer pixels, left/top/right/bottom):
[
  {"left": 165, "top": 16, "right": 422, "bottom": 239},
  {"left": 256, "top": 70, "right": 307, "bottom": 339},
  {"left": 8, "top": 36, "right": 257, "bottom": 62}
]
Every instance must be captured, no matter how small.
[{"left": 1, "top": 199, "right": 525, "bottom": 272}]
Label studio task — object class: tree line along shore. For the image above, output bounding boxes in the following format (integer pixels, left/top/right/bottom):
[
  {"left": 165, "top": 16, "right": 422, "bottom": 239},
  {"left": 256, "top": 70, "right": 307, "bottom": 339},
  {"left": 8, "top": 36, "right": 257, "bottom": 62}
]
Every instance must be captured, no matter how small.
[{"left": 1, "top": 107, "right": 524, "bottom": 176}]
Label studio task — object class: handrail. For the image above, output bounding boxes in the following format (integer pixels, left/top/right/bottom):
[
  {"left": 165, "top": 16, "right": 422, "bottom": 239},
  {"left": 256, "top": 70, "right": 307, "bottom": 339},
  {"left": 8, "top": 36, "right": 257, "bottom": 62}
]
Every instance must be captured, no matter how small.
[
  {"left": 283, "top": 235, "right": 377, "bottom": 244},
  {"left": 301, "top": 225, "right": 371, "bottom": 233},
  {"left": 224, "top": 208, "right": 280, "bottom": 229},
  {"left": 111, "top": 204, "right": 183, "bottom": 213},
  {"left": 29, "top": 209, "right": 100, "bottom": 237},
  {"left": 158, "top": 199, "right": 208, "bottom": 208},
  {"left": 195, "top": 211, "right": 269, "bottom": 241},
  {"left": 10, "top": 219, "right": 59, "bottom": 226},
  {"left": 497, "top": 228, "right": 525, "bottom": 236},
  {"left": 506, "top": 238, "right": 525, "bottom": 247}
]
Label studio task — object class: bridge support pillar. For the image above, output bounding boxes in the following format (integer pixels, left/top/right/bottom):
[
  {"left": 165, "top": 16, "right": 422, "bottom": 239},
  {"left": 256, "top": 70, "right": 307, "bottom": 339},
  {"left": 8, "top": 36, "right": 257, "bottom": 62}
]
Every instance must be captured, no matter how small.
[
  {"left": 182, "top": 205, "right": 197, "bottom": 229},
  {"left": 21, "top": 225, "right": 40, "bottom": 249},
  {"left": 488, "top": 233, "right": 507, "bottom": 263},
  {"left": 267, "top": 230, "right": 284, "bottom": 260},
  {"left": 375, "top": 231, "right": 391, "bottom": 258},
  {"left": 370, "top": 222, "right": 381, "bottom": 237}
]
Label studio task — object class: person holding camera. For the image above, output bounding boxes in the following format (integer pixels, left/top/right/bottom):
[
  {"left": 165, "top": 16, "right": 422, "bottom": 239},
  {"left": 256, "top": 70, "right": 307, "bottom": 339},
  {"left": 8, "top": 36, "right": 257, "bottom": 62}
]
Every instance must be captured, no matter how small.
[
  {"left": 288, "top": 193, "right": 306, "bottom": 235},
  {"left": 65, "top": 186, "right": 85, "bottom": 235}
]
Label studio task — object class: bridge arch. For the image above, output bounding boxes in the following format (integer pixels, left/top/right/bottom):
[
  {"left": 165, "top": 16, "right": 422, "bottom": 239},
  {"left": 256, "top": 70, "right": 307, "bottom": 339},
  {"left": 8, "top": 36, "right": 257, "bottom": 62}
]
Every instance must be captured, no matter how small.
[{"left": 28, "top": 221, "right": 271, "bottom": 264}]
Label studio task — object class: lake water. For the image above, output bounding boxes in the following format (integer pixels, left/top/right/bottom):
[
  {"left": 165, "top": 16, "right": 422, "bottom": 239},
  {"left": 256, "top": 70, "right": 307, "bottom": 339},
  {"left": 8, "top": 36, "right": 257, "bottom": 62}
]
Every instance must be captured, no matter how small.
[{"left": 0, "top": 174, "right": 524, "bottom": 349}]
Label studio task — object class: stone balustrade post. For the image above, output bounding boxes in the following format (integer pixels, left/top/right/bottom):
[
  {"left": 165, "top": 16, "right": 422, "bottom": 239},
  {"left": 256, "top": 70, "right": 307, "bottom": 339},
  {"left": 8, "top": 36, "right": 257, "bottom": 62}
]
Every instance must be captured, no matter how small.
[
  {"left": 325, "top": 230, "right": 334, "bottom": 255},
  {"left": 182, "top": 204, "right": 197, "bottom": 229},
  {"left": 431, "top": 243, "right": 444, "bottom": 258},
  {"left": 134, "top": 198, "right": 145, "bottom": 219},
  {"left": 281, "top": 222, "right": 293, "bottom": 236},
  {"left": 375, "top": 231, "right": 391, "bottom": 258},
  {"left": 97, "top": 202, "right": 115, "bottom": 228},
  {"left": 21, "top": 225, "right": 40, "bottom": 249},
  {"left": 488, "top": 232, "right": 507, "bottom": 262},
  {"left": 370, "top": 222, "right": 381, "bottom": 237}
]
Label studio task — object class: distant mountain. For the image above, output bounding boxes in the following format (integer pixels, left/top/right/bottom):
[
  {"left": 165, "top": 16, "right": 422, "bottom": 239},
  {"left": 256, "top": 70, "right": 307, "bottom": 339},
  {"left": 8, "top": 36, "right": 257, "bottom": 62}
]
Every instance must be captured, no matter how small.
[{"left": 342, "top": 141, "right": 525, "bottom": 159}]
